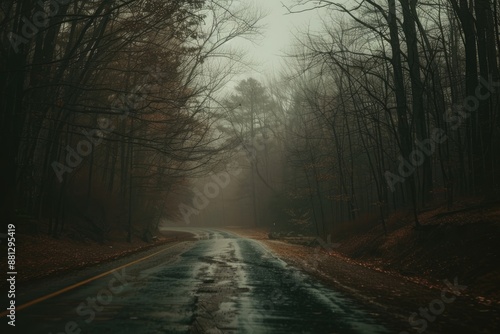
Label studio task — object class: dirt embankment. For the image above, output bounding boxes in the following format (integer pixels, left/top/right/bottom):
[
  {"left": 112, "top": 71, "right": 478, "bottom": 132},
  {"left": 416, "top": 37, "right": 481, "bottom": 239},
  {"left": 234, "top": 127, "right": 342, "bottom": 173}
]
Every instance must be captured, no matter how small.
[
  {"left": 334, "top": 200, "right": 500, "bottom": 304},
  {"left": 233, "top": 200, "right": 500, "bottom": 303}
]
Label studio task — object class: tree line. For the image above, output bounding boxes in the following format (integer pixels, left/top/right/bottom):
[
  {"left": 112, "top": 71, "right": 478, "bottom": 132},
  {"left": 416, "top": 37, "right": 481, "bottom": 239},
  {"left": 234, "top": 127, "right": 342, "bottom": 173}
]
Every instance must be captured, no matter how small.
[
  {"left": 0, "top": 0, "right": 261, "bottom": 240},
  {"left": 221, "top": 0, "right": 499, "bottom": 237}
]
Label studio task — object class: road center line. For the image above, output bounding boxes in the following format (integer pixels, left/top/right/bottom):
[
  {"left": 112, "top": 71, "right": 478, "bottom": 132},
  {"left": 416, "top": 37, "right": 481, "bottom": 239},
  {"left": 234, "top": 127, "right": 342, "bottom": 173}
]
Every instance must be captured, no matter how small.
[{"left": 1, "top": 242, "right": 181, "bottom": 317}]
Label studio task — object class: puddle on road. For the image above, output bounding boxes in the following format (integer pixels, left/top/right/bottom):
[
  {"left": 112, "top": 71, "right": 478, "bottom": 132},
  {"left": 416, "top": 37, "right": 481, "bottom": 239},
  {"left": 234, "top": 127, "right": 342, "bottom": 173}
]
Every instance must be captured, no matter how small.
[{"left": 191, "top": 238, "right": 244, "bottom": 333}]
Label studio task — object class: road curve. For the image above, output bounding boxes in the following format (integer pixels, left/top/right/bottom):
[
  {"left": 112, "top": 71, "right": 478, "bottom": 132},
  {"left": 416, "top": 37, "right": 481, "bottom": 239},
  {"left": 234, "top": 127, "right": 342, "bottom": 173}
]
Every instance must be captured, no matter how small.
[{"left": 16, "top": 228, "right": 390, "bottom": 333}]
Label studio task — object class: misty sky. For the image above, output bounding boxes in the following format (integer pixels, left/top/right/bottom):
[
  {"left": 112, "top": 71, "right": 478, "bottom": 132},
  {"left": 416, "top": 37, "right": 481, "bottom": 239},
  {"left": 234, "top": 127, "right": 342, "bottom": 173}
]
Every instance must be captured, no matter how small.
[{"left": 234, "top": 0, "right": 326, "bottom": 80}]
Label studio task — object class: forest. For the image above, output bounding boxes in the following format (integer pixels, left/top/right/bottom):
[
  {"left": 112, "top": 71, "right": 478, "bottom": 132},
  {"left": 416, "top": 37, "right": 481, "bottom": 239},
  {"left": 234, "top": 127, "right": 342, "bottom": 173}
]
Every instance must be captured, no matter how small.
[
  {"left": 1, "top": 0, "right": 499, "bottom": 241},
  {"left": 1, "top": 0, "right": 263, "bottom": 241}
]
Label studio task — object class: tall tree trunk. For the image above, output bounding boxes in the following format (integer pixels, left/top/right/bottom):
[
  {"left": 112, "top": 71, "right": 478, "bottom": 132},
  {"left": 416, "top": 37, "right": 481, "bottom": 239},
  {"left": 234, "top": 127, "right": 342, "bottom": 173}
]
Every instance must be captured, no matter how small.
[
  {"left": 450, "top": 0, "right": 479, "bottom": 192},
  {"left": 388, "top": 0, "right": 420, "bottom": 226},
  {"left": 400, "top": 0, "right": 433, "bottom": 205}
]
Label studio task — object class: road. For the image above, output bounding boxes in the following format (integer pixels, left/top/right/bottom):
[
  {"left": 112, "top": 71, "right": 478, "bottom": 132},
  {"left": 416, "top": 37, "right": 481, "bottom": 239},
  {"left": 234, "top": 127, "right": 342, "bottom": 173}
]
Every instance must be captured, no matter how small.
[{"left": 15, "top": 228, "right": 390, "bottom": 333}]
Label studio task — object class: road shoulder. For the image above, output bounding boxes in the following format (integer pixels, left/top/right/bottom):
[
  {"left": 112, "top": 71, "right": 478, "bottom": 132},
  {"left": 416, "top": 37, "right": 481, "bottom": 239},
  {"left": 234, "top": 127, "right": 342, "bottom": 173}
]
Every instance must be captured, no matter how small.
[{"left": 227, "top": 228, "right": 500, "bottom": 334}]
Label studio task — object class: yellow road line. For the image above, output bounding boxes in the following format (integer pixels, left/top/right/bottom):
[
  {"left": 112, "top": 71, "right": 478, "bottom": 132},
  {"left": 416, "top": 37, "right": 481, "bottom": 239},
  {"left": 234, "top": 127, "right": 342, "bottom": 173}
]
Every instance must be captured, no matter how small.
[{"left": 2, "top": 242, "right": 180, "bottom": 317}]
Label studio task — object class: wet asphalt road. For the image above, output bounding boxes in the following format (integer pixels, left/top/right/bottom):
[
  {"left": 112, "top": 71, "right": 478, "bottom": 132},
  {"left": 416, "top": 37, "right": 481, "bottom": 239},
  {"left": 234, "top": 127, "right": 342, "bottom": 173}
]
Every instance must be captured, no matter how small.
[{"left": 15, "top": 228, "right": 390, "bottom": 333}]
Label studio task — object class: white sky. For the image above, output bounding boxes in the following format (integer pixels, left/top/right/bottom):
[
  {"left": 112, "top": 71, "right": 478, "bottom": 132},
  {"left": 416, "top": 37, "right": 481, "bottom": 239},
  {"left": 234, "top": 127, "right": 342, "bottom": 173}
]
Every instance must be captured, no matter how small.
[{"left": 231, "top": 0, "right": 326, "bottom": 82}]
